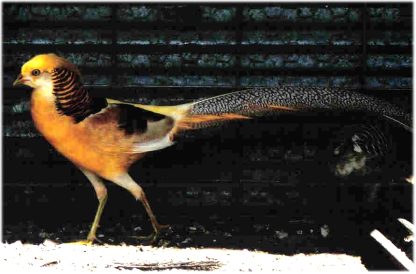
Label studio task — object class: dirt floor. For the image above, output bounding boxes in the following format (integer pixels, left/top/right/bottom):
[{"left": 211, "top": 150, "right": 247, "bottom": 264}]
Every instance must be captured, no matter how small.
[{"left": 0, "top": 240, "right": 367, "bottom": 272}]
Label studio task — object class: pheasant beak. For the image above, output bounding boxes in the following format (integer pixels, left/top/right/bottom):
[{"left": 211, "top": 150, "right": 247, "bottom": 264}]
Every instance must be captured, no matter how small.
[{"left": 13, "top": 73, "right": 28, "bottom": 86}]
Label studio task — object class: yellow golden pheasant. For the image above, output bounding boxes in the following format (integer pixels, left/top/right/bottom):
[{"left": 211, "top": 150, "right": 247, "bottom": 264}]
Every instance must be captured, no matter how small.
[{"left": 13, "top": 53, "right": 411, "bottom": 244}]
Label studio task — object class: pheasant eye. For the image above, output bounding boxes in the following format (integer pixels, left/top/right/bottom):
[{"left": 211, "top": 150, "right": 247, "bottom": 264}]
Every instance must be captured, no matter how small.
[{"left": 31, "top": 69, "right": 41, "bottom": 76}]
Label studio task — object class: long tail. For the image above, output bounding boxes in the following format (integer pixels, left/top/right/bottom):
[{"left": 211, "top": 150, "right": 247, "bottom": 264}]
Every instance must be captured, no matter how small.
[{"left": 135, "top": 87, "right": 412, "bottom": 131}]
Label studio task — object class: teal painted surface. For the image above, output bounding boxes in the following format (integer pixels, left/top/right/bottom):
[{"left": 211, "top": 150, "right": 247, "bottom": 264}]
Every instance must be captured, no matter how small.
[
  {"left": 241, "top": 31, "right": 361, "bottom": 45},
  {"left": 240, "top": 54, "right": 360, "bottom": 69},
  {"left": 242, "top": 6, "right": 361, "bottom": 22},
  {"left": 117, "top": 31, "right": 236, "bottom": 45},
  {"left": 4, "top": 5, "right": 112, "bottom": 21},
  {"left": 118, "top": 54, "right": 237, "bottom": 69},
  {"left": 6, "top": 29, "right": 113, "bottom": 44}
]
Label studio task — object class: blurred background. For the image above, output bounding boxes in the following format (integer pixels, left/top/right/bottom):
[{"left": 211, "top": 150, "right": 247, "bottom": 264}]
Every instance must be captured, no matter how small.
[{"left": 2, "top": 3, "right": 412, "bottom": 270}]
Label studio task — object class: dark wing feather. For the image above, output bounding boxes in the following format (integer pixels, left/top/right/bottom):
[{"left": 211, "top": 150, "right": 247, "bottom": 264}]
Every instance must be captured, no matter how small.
[{"left": 115, "top": 103, "right": 167, "bottom": 135}]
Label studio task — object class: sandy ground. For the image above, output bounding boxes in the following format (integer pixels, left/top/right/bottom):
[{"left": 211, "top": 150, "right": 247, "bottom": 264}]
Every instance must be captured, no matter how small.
[{"left": 0, "top": 240, "right": 367, "bottom": 273}]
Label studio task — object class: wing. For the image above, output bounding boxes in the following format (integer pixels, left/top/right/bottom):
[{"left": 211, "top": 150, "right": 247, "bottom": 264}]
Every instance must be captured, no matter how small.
[{"left": 84, "top": 99, "right": 176, "bottom": 154}]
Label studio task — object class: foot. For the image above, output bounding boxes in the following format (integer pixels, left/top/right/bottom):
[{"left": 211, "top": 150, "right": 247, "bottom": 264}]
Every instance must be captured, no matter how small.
[
  {"left": 63, "top": 239, "right": 94, "bottom": 246},
  {"left": 63, "top": 235, "right": 102, "bottom": 246},
  {"left": 131, "top": 224, "right": 170, "bottom": 244}
]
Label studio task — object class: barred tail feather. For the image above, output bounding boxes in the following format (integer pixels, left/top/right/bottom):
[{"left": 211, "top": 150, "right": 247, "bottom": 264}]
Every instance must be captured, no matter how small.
[
  {"left": 181, "top": 87, "right": 412, "bottom": 131},
  {"left": 384, "top": 114, "right": 412, "bottom": 132},
  {"left": 114, "top": 87, "right": 411, "bottom": 131}
]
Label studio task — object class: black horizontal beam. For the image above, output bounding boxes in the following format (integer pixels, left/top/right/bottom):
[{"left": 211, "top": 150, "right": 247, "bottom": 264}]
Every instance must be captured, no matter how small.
[
  {"left": 3, "top": 44, "right": 412, "bottom": 54},
  {"left": 4, "top": 2, "right": 407, "bottom": 9},
  {"left": 4, "top": 19, "right": 411, "bottom": 32},
  {"left": 3, "top": 179, "right": 403, "bottom": 188},
  {"left": 3, "top": 20, "right": 363, "bottom": 31},
  {"left": 4, "top": 65, "right": 412, "bottom": 78},
  {"left": 73, "top": 66, "right": 415, "bottom": 78}
]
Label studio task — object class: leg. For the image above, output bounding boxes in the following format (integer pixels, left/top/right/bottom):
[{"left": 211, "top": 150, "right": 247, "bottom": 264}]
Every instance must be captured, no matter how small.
[
  {"left": 112, "top": 173, "right": 169, "bottom": 242},
  {"left": 78, "top": 168, "right": 108, "bottom": 244}
]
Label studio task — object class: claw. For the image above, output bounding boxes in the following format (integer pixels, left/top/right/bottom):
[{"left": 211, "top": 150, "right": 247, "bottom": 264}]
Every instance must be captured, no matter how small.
[
  {"left": 131, "top": 224, "right": 170, "bottom": 244},
  {"left": 131, "top": 232, "right": 158, "bottom": 243}
]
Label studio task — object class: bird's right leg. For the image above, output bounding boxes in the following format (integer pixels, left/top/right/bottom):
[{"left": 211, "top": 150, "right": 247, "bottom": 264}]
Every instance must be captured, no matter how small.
[
  {"left": 66, "top": 168, "right": 108, "bottom": 245},
  {"left": 112, "top": 173, "right": 169, "bottom": 243}
]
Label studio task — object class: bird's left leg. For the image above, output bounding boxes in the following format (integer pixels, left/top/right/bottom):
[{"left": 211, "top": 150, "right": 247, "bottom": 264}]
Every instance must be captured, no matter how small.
[
  {"left": 112, "top": 173, "right": 169, "bottom": 243},
  {"left": 66, "top": 168, "right": 108, "bottom": 245}
]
